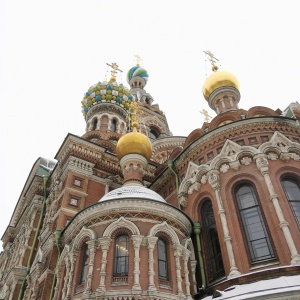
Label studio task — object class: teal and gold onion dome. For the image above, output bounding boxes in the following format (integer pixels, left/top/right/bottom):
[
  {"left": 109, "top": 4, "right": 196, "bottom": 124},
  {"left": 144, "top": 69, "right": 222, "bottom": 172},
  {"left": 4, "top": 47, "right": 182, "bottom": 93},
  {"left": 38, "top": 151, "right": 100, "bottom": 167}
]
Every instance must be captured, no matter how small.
[
  {"left": 81, "top": 63, "right": 135, "bottom": 119},
  {"left": 126, "top": 65, "right": 149, "bottom": 89}
]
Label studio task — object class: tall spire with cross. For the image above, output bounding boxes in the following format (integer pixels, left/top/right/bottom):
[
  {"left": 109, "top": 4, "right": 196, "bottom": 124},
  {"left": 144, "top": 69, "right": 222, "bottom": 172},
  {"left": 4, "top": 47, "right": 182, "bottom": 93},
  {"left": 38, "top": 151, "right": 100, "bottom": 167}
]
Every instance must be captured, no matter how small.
[
  {"left": 106, "top": 62, "right": 123, "bottom": 81},
  {"left": 134, "top": 54, "right": 142, "bottom": 66},
  {"left": 204, "top": 50, "right": 219, "bottom": 72}
]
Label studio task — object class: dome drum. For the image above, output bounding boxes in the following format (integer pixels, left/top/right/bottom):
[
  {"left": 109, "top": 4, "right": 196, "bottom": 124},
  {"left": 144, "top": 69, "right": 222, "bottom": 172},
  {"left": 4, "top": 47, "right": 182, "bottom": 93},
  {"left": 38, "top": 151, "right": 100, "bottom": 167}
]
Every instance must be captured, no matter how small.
[{"left": 208, "top": 86, "right": 241, "bottom": 114}]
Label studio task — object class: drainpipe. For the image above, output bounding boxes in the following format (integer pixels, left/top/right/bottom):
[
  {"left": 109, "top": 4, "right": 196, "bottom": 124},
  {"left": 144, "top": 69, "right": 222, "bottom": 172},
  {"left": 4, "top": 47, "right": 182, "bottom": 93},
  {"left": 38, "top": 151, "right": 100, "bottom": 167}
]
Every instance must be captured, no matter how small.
[
  {"left": 166, "top": 159, "right": 180, "bottom": 208},
  {"left": 193, "top": 222, "right": 206, "bottom": 290},
  {"left": 18, "top": 176, "right": 48, "bottom": 300},
  {"left": 49, "top": 230, "right": 62, "bottom": 300}
]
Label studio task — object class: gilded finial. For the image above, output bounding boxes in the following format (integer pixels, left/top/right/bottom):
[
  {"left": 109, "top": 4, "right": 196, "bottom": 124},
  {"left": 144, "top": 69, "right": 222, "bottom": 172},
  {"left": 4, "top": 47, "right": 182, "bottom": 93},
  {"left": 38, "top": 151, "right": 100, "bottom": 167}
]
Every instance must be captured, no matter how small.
[
  {"left": 134, "top": 54, "right": 142, "bottom": 66},
  {"left": 126, "top": 101, "right": 147, "bottom": 134},
  {"left": 106, "top": 62, "right": 123, "bottom": 81},
  {"left": 200, "top": 109, "right": 212, "bottom": 122},
  {"left": 204, "top": 50, "right": 219, "bottom": 72}
]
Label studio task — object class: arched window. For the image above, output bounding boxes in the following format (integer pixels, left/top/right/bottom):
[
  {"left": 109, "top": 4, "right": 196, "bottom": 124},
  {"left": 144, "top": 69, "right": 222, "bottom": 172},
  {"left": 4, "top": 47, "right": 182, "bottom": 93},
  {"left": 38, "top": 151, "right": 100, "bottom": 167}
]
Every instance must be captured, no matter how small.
[
  {"left": 281, "top": 178, "right": 300, "bottom": 227},
  {"left": 149, "top": 127, "right": 159, "bottom": 141},
  {"left": 79, "top": 243, "right": 89, "bottom": 284},
  {"left": 111, "top": 119, "right": 117, "bottom": 132},
  {"left": 114, "top": 235, "right": 129, "bottom": 277},
  {"left": 201, "top": 200, "right": 224, "bottom": 282},
  {"left": 157, "top": 238, "right": 168, "bottom": 280},
  {"left": 92, "top": 118, "right": 98, "bottom": 130},
  {"left": 235, "top": 184, "right": 274, "bottom": 263}
]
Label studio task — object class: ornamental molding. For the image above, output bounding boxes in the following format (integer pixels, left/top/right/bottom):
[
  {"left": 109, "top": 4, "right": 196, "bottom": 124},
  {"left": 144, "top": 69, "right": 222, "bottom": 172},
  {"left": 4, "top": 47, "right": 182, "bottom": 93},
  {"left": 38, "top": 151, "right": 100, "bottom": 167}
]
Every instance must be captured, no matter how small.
[
  {"left": 103, "top": 216, "right": 140, "bottom": 237},
  {"left": 72, "top": 226, "right": 97, "bottom": 252},
  {"left": 152, "top": 137, "right": 186, "bottom": 152},
  {"left": 85, "top": 102, "right": 127, "bottom": 122},
  {"left": 55, "top": 134, "right": 104, "bottom": 166},
  {"left": 62, "top": 199, "right": 192, "bottom": 243},
  {"left": 178, "top": 131, "right": 300, "bottom": 206},
  {"left": 143, "top": 115, "right": 167, "bottom": 134},
  {"left": 148, "top": 221, "right": 180, "bottom": 245},
  {"left": 175, "top": 117, "right": 299, "bottom": 170}
]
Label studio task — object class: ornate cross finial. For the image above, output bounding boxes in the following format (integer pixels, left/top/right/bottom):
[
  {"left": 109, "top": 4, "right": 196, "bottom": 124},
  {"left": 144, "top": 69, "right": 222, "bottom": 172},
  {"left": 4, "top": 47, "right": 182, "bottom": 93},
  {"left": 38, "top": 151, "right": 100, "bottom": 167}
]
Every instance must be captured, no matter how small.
[
  {"left": 200, "top": 109, "right": 212, "bottom": 122},
  {"left": 134, "top": 54, "right": 142, "bottom": 66},
  {"left": 204, "top": 50, "right": 219, "bottom": 72},
  {"left": 106, "top": 62, "right": 123, "bottom": 80},
  {"left": 126, "top": 101, "right": 146, "bottom": 133}
]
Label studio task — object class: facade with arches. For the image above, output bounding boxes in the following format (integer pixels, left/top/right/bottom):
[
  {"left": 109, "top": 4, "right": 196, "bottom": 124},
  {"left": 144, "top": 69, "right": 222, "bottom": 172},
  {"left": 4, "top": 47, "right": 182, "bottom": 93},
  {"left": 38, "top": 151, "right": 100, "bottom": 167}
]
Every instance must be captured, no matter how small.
[{"left": 1, "top": 65, "right": 300, "bottom": 300}]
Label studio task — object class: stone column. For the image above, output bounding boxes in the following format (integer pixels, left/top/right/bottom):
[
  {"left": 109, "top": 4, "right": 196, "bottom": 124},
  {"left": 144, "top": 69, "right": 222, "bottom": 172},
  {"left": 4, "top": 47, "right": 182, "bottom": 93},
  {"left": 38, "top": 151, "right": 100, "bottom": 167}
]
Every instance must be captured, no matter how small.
[
  {"left": 208, "top": 170, "right": 241, "bottom": 278},
  {"left": 182, "top": 249, "right": 192, "bottom": 299},
  {"left": 190, "top": 260, "right": 198, "bottom": 295},
  {"left": 255, "top": 154, "right": 300, "bottom": 265},
  {"left": 83, "top": 240, "right": 97, "bottom": 295},
  {"left": 107, "top": 118, "right": 112, "bottom": 133},
  {"left": 147, "top": 236, "right": 158, "bottom": 291},
  {"left": 23, "top": 276, "right": 32, "bottom": 300},
  {"left": 96, "top": 118, "right": 101, "bottom": 130},
  {"left": 66, "top": 251, "right": 78, "bottom": 299},
  {"left": 52, "top": 266, "right": 63, "bottom": 300},
  {"left": 61, "top": 257, "right": 70, "bottom": 300},
  {"left": 132, "top": 235, "right": 143, "bottom": 292},
  {"left": 173, "top": 245, "right": 183, "bottom": 296},
  {"left": 8, "top": 281, "right": 17, "bottom": 300},
  {"left": 97, "top": 237, "right": 112, "bottom": 293}
]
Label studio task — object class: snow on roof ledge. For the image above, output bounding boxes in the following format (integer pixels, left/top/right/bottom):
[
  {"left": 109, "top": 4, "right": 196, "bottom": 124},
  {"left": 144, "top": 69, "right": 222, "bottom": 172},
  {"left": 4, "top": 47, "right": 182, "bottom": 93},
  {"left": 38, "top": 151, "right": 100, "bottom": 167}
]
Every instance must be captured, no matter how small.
[{"left": 202, "top": 275, "right": 300, "bottom": 300}]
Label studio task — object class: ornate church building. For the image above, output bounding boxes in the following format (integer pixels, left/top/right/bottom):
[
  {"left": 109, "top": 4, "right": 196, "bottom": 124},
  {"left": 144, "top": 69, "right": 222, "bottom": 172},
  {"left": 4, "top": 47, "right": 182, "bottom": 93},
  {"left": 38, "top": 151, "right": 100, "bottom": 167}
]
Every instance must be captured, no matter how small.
[{"left": 0, "top": 58, "right": 300, "bottom": 300}]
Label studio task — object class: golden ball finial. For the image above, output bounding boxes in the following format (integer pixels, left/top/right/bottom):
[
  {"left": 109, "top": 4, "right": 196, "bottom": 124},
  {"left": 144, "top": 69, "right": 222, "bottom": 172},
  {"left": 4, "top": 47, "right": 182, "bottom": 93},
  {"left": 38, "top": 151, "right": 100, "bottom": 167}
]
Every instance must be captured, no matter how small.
[
  {"left": 116, "top": 126, "right": 152, "bottom": 161},
  {"left": 212, "top": 65, "right": 218, "bottom": 72},
  {"left": 202, "top": 70, "right": 240, "bottom": 101},
  {"left": 132, "top": 121, "right": 138, "bottom": 129}
]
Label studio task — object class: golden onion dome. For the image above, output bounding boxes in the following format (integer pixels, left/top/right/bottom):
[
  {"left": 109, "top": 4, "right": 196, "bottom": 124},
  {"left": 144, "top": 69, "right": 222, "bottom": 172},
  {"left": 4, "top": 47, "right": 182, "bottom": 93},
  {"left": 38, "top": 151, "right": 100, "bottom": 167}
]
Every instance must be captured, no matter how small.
[
  {"left": 202, "top": 70, "right": 240, "bottom": 101},
  {"left": 116, "top": 122, "right": 153, "bottom": 161}
]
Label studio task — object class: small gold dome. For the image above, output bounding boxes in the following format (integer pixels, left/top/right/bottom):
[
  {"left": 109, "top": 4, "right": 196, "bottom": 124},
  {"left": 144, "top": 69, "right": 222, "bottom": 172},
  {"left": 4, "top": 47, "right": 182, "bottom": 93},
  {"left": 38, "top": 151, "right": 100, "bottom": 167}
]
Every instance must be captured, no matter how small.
[
  {"left": 116, "top": 122, "right": 153, "bottom": 161},
  {"left": 202, "top": 71, "right": 240, "bottom": 101}
]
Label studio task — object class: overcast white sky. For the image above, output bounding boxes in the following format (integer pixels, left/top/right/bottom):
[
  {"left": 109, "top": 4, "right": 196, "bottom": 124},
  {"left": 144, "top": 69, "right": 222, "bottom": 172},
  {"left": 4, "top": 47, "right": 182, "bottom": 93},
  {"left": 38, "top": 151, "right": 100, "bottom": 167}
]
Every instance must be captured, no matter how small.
[{"left": 1, "top": 0, "right": 300, "bottom": 242}]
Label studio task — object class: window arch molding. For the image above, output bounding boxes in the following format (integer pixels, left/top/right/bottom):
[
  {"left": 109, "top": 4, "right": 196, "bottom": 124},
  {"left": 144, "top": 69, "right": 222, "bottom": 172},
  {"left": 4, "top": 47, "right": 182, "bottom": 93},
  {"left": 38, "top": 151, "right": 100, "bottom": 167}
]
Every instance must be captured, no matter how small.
[
  {"left": 280, "top": 175, "right": 300, "bottom": 228},
  {"left": 233, "top": 181, "right": 275, "bottom": 264},
  {"left": 148, "top": 221, "right": 180, "bottom": 245},
  {"left": 72, "top": 226, "right": 97, "bottom": 252},
  {"left": 103, "top": 216, "right": 140, "bottom": 238}
]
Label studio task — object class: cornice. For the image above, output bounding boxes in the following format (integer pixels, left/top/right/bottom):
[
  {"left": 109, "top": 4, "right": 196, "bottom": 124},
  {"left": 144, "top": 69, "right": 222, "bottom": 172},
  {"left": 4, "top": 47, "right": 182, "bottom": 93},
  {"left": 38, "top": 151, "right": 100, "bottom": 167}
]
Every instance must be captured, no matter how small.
[
  {"left": 175, "top": 117, "right": 299, "bottom": 169},
  {"left": 85, "top": 102, "right": 127, "bottom": 121},
  {"left": 55, "top": 134, "right": 104, "bottom": 166},
  {"left": 62, "top": 199, "right": 192, "bottom": 243},
  {"left": 152, "top": 137, "right": 186, "bottom": 152}
]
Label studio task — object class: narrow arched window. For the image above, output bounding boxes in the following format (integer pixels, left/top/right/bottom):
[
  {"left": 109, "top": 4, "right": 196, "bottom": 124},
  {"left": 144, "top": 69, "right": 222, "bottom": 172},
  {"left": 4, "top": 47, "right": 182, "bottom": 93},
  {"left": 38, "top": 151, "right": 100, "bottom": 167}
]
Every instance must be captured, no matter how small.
[
  {"left": 157, "top": 238, "right": 168, "bottom": 280},
  {"left": 79, "top": 243, "right": 89, "bottom": 284},
  {"left": 111, "top": 119, "right": 117, "bottom": 132},
  {"left": 201, "top": 200, "right": 224, "bottom": 282},
  {"left": 281, "top": 178, "right": 300, "bottom": 228},
  {"left": 235, "top": 184, "right": 274, "bottom": 263},
  {"left": 114, "top": 235, "right": 129, "bottom": 277},
  {"left": 92, "top": 118, "right": 97, "bottom": 130}
]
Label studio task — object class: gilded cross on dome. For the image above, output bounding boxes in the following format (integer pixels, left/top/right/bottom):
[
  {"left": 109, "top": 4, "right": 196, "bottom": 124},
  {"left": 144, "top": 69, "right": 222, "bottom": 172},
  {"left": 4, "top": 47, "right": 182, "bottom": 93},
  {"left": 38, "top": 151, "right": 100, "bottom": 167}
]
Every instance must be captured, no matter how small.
[
  {"left": 134, "top": 54, "right": 142, "bottom": 66},
  {"left": 204, "top": 50, "right": 219, "bottom": 72},
  {"left": 106, "top": 62, "right": 123, "bottom": 80},
  {"left": 200, "top": 109, "right": 212, "bottom": 122},
  {"left": 126, "top": 101, "right": 146, "bottom": 133}
]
